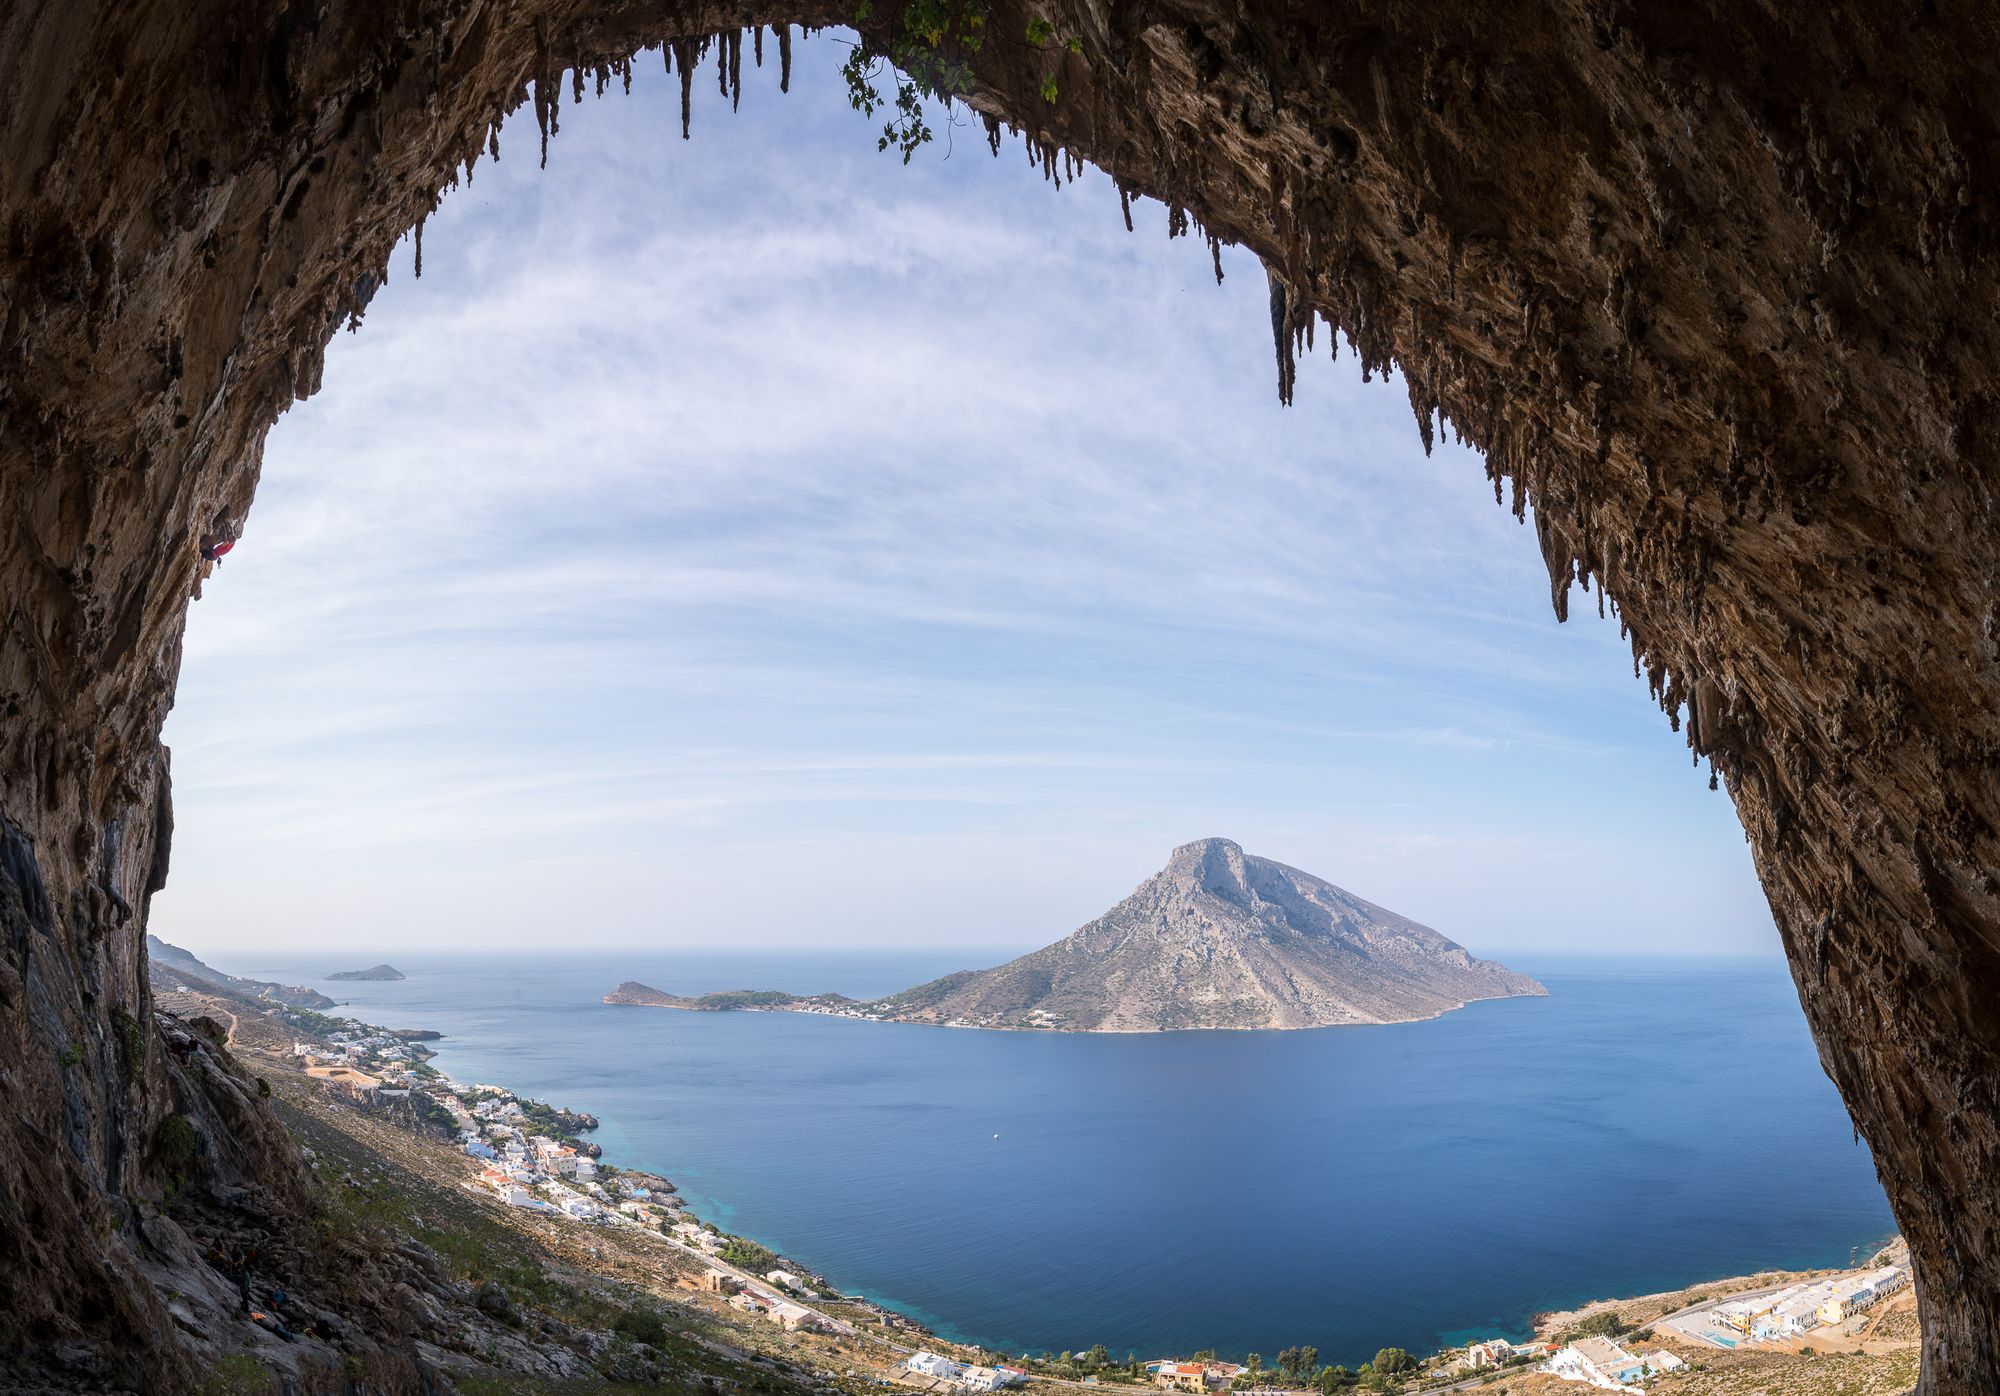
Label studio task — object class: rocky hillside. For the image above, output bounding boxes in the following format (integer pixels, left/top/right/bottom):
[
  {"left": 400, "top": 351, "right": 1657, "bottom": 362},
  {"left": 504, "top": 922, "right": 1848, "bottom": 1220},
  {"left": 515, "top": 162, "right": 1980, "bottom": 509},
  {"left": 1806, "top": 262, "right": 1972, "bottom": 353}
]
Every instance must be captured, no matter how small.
[
  {"left": 878, "top": 839, "right": 1544, "bottom": 1031},
  {"left": 149, "top": 936, "right": 338, "bottom": 1010}
]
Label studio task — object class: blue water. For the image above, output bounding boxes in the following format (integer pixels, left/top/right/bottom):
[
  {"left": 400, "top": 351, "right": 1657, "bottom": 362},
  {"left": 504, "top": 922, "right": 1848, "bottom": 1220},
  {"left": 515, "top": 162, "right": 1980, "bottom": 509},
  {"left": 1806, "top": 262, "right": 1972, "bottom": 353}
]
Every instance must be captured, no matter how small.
[{"left": 238, "top": 951, "right": 1893, "bottom": 1367}]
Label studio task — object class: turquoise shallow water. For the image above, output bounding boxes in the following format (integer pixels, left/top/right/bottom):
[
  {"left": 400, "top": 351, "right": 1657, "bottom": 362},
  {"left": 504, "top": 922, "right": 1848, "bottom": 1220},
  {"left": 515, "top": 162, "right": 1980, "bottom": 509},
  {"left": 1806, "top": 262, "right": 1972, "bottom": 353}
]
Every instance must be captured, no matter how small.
[{"left": 239, "top": 951, "right": 1893, "bottom": 1367}]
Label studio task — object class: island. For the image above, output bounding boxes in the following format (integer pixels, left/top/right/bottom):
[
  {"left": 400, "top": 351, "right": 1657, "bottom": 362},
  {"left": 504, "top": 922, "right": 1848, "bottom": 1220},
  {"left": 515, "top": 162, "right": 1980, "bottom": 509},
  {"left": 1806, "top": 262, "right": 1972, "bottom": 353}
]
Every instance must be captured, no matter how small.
[
  {"left": 329, "top": 963, "right": 406, "bottom": 981},
  {"left": 604, "top": 983, "right": 863, "bottom": 1015},
  {"left": 607, "top": 837, "right": 1545, "bottom": 1032}
]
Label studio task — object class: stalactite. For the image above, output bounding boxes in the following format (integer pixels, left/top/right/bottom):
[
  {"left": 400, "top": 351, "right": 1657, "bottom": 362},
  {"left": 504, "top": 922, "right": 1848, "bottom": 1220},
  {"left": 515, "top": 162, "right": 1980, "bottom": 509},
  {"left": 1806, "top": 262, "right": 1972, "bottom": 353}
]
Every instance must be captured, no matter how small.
[
  {"left": 1209, "top": 233, "right": 1224, "bottom": 284},
  {"left": 779, "top": 25, "right": 792, "bottom": 93},
  {"left": 729, "top": 29, "right": 742, "bottom": 111},
  {"left": 414, "top": 213, "right": 424, "bottom": 279},
  {"left": 984, "top": 113, "right": 1002, "bottom": 156},
  {"left": 675, "top": 38, "right": 695, "bottom": 138},
  {"left": 1268, "top": 267, "right": 1297, "bottom": 406},
  {"left": 1119, "top": 183, "right": 1134, "bottom": 231}
]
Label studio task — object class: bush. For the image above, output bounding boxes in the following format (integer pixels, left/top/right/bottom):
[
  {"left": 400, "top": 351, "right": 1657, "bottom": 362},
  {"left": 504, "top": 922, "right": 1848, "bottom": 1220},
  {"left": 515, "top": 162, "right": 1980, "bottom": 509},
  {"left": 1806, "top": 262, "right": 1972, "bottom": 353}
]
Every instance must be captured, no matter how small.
[
  {"left": 112, "top": 1010, "right": 145, "bottom": 1072},
  {"left": 719, "top": 1237, "right": 778, "bottom": 1272},
  {"left": 614, "top": 1306, "right": 670, "bottom": 1347},
  {"left": 1558, "top": 1312, "right": 1624, "bottom": 1343},
  {"left": 153, "top": 1114, "right": 199, "bottom": 1172}
]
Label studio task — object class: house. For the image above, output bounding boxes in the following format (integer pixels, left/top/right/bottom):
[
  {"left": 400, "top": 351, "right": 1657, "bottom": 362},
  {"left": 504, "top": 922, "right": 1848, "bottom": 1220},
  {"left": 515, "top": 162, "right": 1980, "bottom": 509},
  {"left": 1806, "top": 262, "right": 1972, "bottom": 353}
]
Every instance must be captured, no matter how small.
[
  {"left": 1465, "top": 1339, "right": 1516, "bottom": 1369},
  {"left": 1545, "top": 1337, "right": 1646, "bottom": 1392},
  {"left": 700, "top": 1269, "right": 740, "bottom": 1295},
  {"left": 1202, "top": 1363, "right": 1245, "bottom": 1387},
  {"left": 1158, "top": 1363, "right": 1207, "bottom": 1393},
  {"left": 766, "top": 1270, "right": 802, "bottom": 1291},
  {"left": 768, "top": 1301, "right": 814, "bottom": 1331},
  {"left": 1866, "top": 1266, "right": 1909, "bottom": 1298},
  {"left": 958, "top": 1368, "right": 1008, "bottom": 1392},
  {"left": 1773, "top": 1292, "right": 1824, "bottom": 1336},
  {"left": 908, "top": 1353, "right": 965, "bottom": 1381},
  {"left": 1644, "top": 1352, "right": 1686, "bottom": 1374}
]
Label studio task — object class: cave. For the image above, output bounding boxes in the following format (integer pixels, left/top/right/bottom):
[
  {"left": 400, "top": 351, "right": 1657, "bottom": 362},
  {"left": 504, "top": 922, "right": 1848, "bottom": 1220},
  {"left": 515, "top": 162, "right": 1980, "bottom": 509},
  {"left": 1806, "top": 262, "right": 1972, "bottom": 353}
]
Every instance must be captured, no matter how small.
[{"left": 3, "top": 1, "right": 1997, "bottom": 1391}]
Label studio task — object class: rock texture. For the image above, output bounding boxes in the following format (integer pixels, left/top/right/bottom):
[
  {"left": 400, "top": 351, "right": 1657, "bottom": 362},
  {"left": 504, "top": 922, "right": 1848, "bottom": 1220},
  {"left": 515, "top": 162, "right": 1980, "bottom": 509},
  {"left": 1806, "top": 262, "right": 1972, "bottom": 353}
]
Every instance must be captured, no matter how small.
[
  {"left": 4, "top": 1, "right": 2000, "bottom": 1390},
  {"left": 882, "top": 838, "right": 1544, "bottom": 1029}
]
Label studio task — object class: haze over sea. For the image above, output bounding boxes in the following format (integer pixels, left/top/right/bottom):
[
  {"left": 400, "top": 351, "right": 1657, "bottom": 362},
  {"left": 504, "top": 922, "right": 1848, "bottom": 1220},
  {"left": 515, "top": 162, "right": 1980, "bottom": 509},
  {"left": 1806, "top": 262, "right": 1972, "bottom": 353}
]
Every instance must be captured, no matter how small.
[{"left": 238, "top": 951, "right": 1892, "bottom": 1367}]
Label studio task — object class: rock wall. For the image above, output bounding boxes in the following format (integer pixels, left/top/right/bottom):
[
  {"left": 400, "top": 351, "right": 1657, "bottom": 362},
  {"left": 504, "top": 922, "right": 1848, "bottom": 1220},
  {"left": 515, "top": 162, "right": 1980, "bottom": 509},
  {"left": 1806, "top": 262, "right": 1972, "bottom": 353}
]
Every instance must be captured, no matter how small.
[{"left": 3, "top": 1, "right": 1997, "bottom": 1390}]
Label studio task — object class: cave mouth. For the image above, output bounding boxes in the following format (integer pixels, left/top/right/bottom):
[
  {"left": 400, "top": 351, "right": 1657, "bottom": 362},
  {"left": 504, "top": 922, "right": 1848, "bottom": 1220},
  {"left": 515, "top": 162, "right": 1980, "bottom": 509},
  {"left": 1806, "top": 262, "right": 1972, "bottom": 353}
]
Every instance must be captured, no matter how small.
[{"left": 6, "top": 4, "right": 2000, "bottom": 1392}]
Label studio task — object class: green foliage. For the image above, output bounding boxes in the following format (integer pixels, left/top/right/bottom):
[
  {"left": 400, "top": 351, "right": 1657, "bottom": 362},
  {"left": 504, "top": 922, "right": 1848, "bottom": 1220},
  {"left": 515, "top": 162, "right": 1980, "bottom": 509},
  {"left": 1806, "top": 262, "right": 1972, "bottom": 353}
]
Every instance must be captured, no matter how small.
[
  {"left": 1040, "top": 73, "right": 1060, "bottom": 104},
  {"left": 1317, "top": 1367, "right": 1357, "bottom": 1394},
  {"left": 197, "top": 1355, "right": 276, "bottom": 1396},
  {"left": 112, "top": 1009, "right": 145, "bottom": 1072},
  {"left": 1367, "top": 1349, "right": 1415, "bottom": 1388},
  {"left": 1193, "top": 1351, "right": 1217, "bottom": 1363},
  {"left": 840, "top": 0, "right": 1013, "bottom": 161},
  {"left": 691, "top": 990, "right": 795, "bottom": 1010},
  {"left": 154, "top": 1113, "right": 199, "bottom": 1174},
  {"left": 58, "top": 1043, "right": 83, "bottom": 1068},
  {"left": 1082, "top": 1344, "right": 1111, "bottom": 1370},
  {"left": 1277, "top": 1347, "right": 1319, "bottom": 1384},
  {"left": 613, "top": 1305, "right": 671, "bottom": 1347},
  {"left": 1556, "top": 1311, "right": 1624, "bottom": 1343},
  {"left": 718, "top": 1237, "right": 778, "bottom": 1272},
  {"left": 257, "top": 1076, "right": 272, "bottom": 1098}
]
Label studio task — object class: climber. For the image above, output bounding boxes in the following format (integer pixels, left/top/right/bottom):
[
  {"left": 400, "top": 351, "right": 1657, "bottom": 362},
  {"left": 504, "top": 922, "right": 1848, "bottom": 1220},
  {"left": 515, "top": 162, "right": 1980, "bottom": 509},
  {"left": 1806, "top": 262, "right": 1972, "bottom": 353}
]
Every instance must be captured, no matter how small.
[
  {"left": 200, "top": 509, "right": 240, "bottom": 564},
  {"left": 232, "top": 1244, "right": 253, "bottom": 1313}
]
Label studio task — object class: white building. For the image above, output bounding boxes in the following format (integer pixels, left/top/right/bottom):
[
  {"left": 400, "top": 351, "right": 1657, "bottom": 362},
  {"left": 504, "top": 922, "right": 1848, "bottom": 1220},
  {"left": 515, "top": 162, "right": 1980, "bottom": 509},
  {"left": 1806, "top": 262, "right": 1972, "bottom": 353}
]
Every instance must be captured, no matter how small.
[
  {"left": 908, "top": 1352, "right": 966, "bottom": 1381},
  {"left": 1545, "top": 1338, "right": 1645, "bottom": 1392},
  {"left": 958, "top": 1367, "right": 1009, "bottom": 1392}
]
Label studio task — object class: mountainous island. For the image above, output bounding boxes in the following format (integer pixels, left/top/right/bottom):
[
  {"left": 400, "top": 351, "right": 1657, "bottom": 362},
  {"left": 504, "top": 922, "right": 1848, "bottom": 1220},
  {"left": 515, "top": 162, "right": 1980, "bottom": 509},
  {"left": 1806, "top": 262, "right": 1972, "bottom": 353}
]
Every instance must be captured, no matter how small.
[
  {"left": 329, "top": 963, "right": 407, "bottom": 981},
  {"left": 605, "top": 838, "right": 1544, "bottom": 1032},
  {"left": 147, "top": 935, "right": 339, "bottom": 1009}
]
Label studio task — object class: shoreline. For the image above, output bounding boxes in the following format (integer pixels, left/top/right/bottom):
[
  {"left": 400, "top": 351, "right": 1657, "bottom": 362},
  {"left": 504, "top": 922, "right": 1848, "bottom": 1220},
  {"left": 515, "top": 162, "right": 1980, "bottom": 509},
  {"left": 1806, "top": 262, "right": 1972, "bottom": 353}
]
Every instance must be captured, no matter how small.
[{"left": 600, "top": 982, "right": 1551, "bottom": 1036}]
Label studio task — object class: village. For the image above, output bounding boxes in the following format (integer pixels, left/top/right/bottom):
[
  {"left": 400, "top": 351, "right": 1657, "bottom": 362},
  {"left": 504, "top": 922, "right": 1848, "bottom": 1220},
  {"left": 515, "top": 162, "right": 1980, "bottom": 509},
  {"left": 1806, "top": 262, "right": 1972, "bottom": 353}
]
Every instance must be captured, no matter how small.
[{"left": 289, "top": 1019, "right": 887, "bottom": 1344}]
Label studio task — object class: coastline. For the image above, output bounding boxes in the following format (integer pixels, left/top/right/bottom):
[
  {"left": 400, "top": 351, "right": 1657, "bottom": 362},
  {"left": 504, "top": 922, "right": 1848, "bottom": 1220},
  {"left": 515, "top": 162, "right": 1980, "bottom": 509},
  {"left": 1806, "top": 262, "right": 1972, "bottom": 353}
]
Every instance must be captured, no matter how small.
[
  {"left": 600, "top": 982, "right": 1551, "bottom": 1035},
  {"left": 171, "top": 953, "right": 1902, "bottom": 1381}
]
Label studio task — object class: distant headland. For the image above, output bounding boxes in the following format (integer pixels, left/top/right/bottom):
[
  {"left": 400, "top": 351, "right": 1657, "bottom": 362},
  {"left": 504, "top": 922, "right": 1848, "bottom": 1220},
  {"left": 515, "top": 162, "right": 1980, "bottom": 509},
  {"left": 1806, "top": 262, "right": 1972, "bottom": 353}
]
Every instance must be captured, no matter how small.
[
  {"left": 605, "top": 838, "right": 1544, "bottom": 1033},
  {"left": 329, "top": 963, "right": 406, "bottom": 981}
]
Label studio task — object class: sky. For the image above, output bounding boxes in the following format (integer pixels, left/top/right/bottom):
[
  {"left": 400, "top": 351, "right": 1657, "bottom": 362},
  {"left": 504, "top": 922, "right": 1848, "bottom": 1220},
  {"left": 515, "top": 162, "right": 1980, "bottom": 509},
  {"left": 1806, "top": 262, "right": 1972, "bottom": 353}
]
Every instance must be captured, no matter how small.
[{"left": 153, "top": 33, "right": 1777, "bottom": 962}]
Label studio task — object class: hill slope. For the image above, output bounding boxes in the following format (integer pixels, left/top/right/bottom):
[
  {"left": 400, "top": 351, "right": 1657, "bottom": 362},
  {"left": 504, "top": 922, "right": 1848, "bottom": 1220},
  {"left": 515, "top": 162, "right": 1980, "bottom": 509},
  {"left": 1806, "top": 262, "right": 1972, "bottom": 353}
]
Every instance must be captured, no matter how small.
[
  {"left": 147, "top": 935, "right": 339, "bottom": 1010},
  {"left": 877, "top": 838, "right": 1545, "bottom": 1031}
]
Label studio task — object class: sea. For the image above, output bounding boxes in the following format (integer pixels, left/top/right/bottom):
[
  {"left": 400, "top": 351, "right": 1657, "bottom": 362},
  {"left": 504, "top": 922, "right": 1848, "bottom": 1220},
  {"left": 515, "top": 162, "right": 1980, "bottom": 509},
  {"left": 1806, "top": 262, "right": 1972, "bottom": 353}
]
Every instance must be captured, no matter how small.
[{"left": 234, "top": 951, "right": 1894, "bottom": 1368}]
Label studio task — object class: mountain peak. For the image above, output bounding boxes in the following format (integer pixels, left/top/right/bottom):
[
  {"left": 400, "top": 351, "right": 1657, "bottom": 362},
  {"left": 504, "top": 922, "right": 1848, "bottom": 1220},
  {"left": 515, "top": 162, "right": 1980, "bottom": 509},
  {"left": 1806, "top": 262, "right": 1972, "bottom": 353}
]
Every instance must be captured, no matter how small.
[{"left": 879, "top": 841, "right": 1546, "bottom": 1032}]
